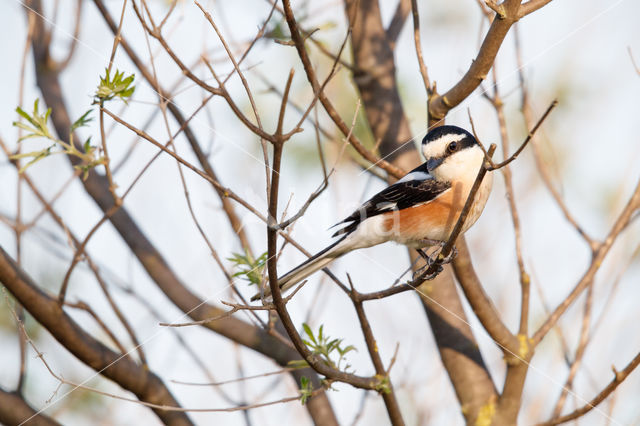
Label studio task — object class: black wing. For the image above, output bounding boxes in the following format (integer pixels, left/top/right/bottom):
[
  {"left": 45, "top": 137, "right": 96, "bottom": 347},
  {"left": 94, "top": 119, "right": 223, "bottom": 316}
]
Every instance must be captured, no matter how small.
[{"left": 332, "top": 164, "right": 450, "bottom": 237}]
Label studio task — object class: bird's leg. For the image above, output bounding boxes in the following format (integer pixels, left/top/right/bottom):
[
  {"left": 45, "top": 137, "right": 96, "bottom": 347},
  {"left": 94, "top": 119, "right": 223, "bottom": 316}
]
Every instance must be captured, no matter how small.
[
  {"left": 416, "top": 239, "right": 458, "bottom": 266},
  {"left": 435, "top": 245, "right": 458, "bottom": 265},
  {"left": 413, "top": 247, "right": 441, "bottom": 281},
  {"left": 411, "top": 240, "right": 457, "bottom": 281},
  {"left": 412, "top": 262, "right": 443, "bottom": 281},
  {"left": 416, "top": 248, "right": 431, "bottom": 262}
]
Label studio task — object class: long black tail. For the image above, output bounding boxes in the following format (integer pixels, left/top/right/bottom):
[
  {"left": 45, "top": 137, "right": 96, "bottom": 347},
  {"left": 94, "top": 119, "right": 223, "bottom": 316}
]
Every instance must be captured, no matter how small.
[{"left": 251, "top": 236, "right": 349, "bottom": 301}]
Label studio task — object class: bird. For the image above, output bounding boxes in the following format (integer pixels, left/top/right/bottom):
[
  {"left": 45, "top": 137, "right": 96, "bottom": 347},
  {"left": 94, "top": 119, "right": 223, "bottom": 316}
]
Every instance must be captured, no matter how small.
[{"left": 251, "top": 125, "right": 493, "bottom": 301}]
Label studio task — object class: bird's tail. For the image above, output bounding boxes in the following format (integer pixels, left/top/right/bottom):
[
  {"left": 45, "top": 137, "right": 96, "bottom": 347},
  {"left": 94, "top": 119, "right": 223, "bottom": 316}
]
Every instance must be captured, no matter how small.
[{"left": 251, "top": 236, "right": 349, "bottom": 301}]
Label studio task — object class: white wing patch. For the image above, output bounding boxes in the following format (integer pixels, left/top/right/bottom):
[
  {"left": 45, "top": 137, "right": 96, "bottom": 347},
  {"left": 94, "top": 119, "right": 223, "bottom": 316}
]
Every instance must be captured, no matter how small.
[
  {"left": 396, "top": 170, "right": 431, "bottom": 183},
  {"left": 375, "top": 201, "right": 397, "bottom": 211}
]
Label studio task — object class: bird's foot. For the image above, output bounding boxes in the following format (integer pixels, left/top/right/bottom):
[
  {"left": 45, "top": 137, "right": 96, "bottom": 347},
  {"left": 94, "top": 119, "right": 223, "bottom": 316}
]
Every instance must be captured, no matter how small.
[
  {"left": 430, "top": 245, "right": 457, "bottom": 266},
  {"left": 412, "top": 263, "right": 443, "bottom": 281},
  {"left": 413, "top": 242, "right": 457, "bottom": 281},
  {"left": 417, "top": 241, "right": 457, "bottom": 266}
]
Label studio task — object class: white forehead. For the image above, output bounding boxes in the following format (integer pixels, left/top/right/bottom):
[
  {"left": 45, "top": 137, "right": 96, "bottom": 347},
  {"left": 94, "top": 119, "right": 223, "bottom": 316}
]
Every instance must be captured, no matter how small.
[{"left": 421, "top": 133, "right": 467, "bottom": 159}]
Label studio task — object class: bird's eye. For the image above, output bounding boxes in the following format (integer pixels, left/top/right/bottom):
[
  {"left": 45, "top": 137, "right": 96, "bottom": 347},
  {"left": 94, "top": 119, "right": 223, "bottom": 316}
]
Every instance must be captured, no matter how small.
[{"left": 447, "top": 142, "right": 458, "bottom": 153}]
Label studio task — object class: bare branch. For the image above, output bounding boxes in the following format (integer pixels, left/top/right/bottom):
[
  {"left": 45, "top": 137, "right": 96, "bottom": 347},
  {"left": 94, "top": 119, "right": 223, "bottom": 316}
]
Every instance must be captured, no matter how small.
[
  {"left": 171, "top": 367, "right": 295, "bottom": 387},
  {"left": 386, "top": 0, "right": 410, "bottom": 48},
  {"left": 0, "top": 385, "right": 61, "bottom": 426},
  {"left": 550, "top": 284, "right": 594, "bottom": 418},
  {"left": 428, "top": 0, "right": 553, "bottom": 121},
  {"left": 265, "top": 109, "right": 387, "bottom": 391},
  {"left": 485, "top": 0, "right": 507, "bottom": 19},
  {"left": 518, "top": 0, "right": 554, "bottom": 18},
  {"left": 515, "top": 27, "right": 596, "bottom": 248},
  {"left": 281, "top": 0, "right": 406, "bottom": 178},
  {"left": 532, "top": 177, "right": 640, "bottom": 345},
  {"left": 274, "top": 100, "right": 361, "bottom": 231},
  {"left": 348, "top": 275, "right": 405, "bottom": 426},
  {"left": 452, "top": 239, "right": 518, "bottom": 353},
  {"left": 488, "top": 100, "right": 557, "bottom": 170},
  {"left": 410, "top": 0, "right": 432, "bottom": 97},
  {"left": 0, "top": 247, "right": 192, "bottom": 425},
  {"left": 537, "top": 350, "right": 640, "bottom": 425}
]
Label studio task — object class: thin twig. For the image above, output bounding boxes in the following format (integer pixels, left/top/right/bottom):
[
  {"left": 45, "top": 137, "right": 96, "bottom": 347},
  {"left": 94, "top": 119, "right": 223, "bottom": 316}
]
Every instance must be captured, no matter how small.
[
  {"left": 265, "top": 92, "right": 390, "bottom": 391},
  {"left": 281, "top": 0, "right": 406, "bottom": 179},
  {"left": 532, "top": 178, "right": 640, "bottom": 345},
  {"left": 537, "top": 350, "right": 640, "bottom": 425},
  {"left": 515, "top": 27, "right": 596, "bottom": 248},
  {"left": 410, "top": 0, "right": 432, "bottom": 98},
  {"left": 274, "top": 100, "right": 361, "bottom": 231},
  {"left": 484, "top": 65, "right": 531, "bottom": 336},
  {"left": 550, "top": 283, "right": 594, "bottom": 418},
  {"left": 195, "top": 1, "right": 272, "bottom": 193},
  {"left": 171, "top": 368, "right": 295, "bottom": 387},
  {"left": 488, "top": 100, "right": 558, "bottom": 170},
  {"left": 348, "top": 275, "right": 405, "bottom": 426},
  {"left": 411, "top": 144, "right": 497, "bottom": 283},
  {"left": 518, "top": 0, "right": 555, "bottom": 18}
]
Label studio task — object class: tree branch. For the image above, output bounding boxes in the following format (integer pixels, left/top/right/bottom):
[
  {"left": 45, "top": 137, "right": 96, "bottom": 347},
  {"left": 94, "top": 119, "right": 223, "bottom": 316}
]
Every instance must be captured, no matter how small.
[
  {"left": 428, "top": 0, "right": 552, "bottom": 121},
  {"left": 29, "top": 3, "right": 339, "bottom": 423},
  {"left": 0, "top": 386, "right": 61, "bottom": 426},
  {"left": 518, "top": 0, "right": 554, "bottom": 18},
  {"left": 537, "top": 350, "right": 640, "bottom": 426},
  {"left": 349, "top": 277, "right": 405, "bottom": 426},
  {"left": 532, "top": 177, "right": 640, "bottom": 345},
  {"left": 281, "top": 0, "right": 407, "bottom": 178},
  {"left": 0, "top": 246, "right": 193, "bottom": 425},
  {"left": 452, "top": 239, "right": 518, "bottom": 353},
  {"left": 386, "top": 0, "right": 410, "bottom": 49}
]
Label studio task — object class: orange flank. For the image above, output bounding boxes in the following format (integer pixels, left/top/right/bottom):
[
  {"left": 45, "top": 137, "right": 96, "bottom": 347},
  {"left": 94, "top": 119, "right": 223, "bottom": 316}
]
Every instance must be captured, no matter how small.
[{"left": 382, "top": 183, "right": 466, "bottom": 244}]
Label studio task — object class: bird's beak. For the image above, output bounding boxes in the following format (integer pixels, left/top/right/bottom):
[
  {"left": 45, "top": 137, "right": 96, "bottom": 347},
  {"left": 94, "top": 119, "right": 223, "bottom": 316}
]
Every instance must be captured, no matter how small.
[{"left": 427, "top": 157, "right": 443, "bottom": 172}]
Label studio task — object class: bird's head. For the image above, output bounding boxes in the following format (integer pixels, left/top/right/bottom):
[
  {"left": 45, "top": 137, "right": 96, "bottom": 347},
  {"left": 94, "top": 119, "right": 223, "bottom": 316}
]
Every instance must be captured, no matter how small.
[{"left": 421, "top": 125, "right": 484, "bottom": 182}]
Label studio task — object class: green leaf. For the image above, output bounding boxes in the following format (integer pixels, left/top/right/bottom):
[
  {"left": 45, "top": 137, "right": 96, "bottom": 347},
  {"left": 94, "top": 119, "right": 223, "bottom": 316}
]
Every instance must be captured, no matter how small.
[
  {"left": 287, "top": 359, "right": 310, "bottom": 369},
  {"left": 15, "top": 105, "right": 34, "bottom": 125},
  {"left": 11, "top": 99, "right": 105, "bottom": 176},
  {"left": 228, "top": 250, "right": 268, "bottom": 286},
  {"left": 302, "top": 323, "right": 317, "bottom": 345},
  {"left": 338, "top": 345, "right": 357, "bottom": 356},
  {"left": 13, "top": 99, "right": 53, "bottom": 141},
  {"left": 71, "top": 109, "right": 93, "bottom": 132},
  {"left": 13, "top": 146, "right": 54, "bottom": 173},
  {"left": 299, "top": 376, "right": 313, "bottom": 405},
  {"left": 10, "top": 148, "right": 52, "bottom": 160},
  {"left": 83, "top": 137, "right": 93, "bottom": 153},
  {"left": 95, "top": 68, "right": 136, "bottom": 103},
  {"left": 300, "top": 323, "right": 356, "bottom": 371}
]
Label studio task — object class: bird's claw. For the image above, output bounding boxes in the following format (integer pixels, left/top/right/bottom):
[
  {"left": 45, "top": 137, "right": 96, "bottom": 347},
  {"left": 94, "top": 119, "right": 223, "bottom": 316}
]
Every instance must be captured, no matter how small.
[
  {"left": 412, "top": 263, "right": 443, "bottom": 281},
  {"left": 430, "top": 245, "right": 458, "bottom": 266},
  {"left": 419, "top": 243, "right": 458, "bottom": 266}
]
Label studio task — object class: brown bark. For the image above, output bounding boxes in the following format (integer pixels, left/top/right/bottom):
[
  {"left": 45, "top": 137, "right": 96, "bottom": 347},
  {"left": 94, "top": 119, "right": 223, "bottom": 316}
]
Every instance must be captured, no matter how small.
[
  {"left": 343, "top": 1, "right": 498, "bottom": 424},
  {"left": 25, "top": 1, "right": 338, "bottom": 423},
  {"left": 428, "top": 0, "right": 524, "bottom": 121},
  {"left": 0, "top": 247, "right": 193, "bottom": 426},
  {"left": 345, "top": 0, "right": 416, "bottom": 169},
  {"left": 0, "top": 387, "right": 61, "bottom": 426}
]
